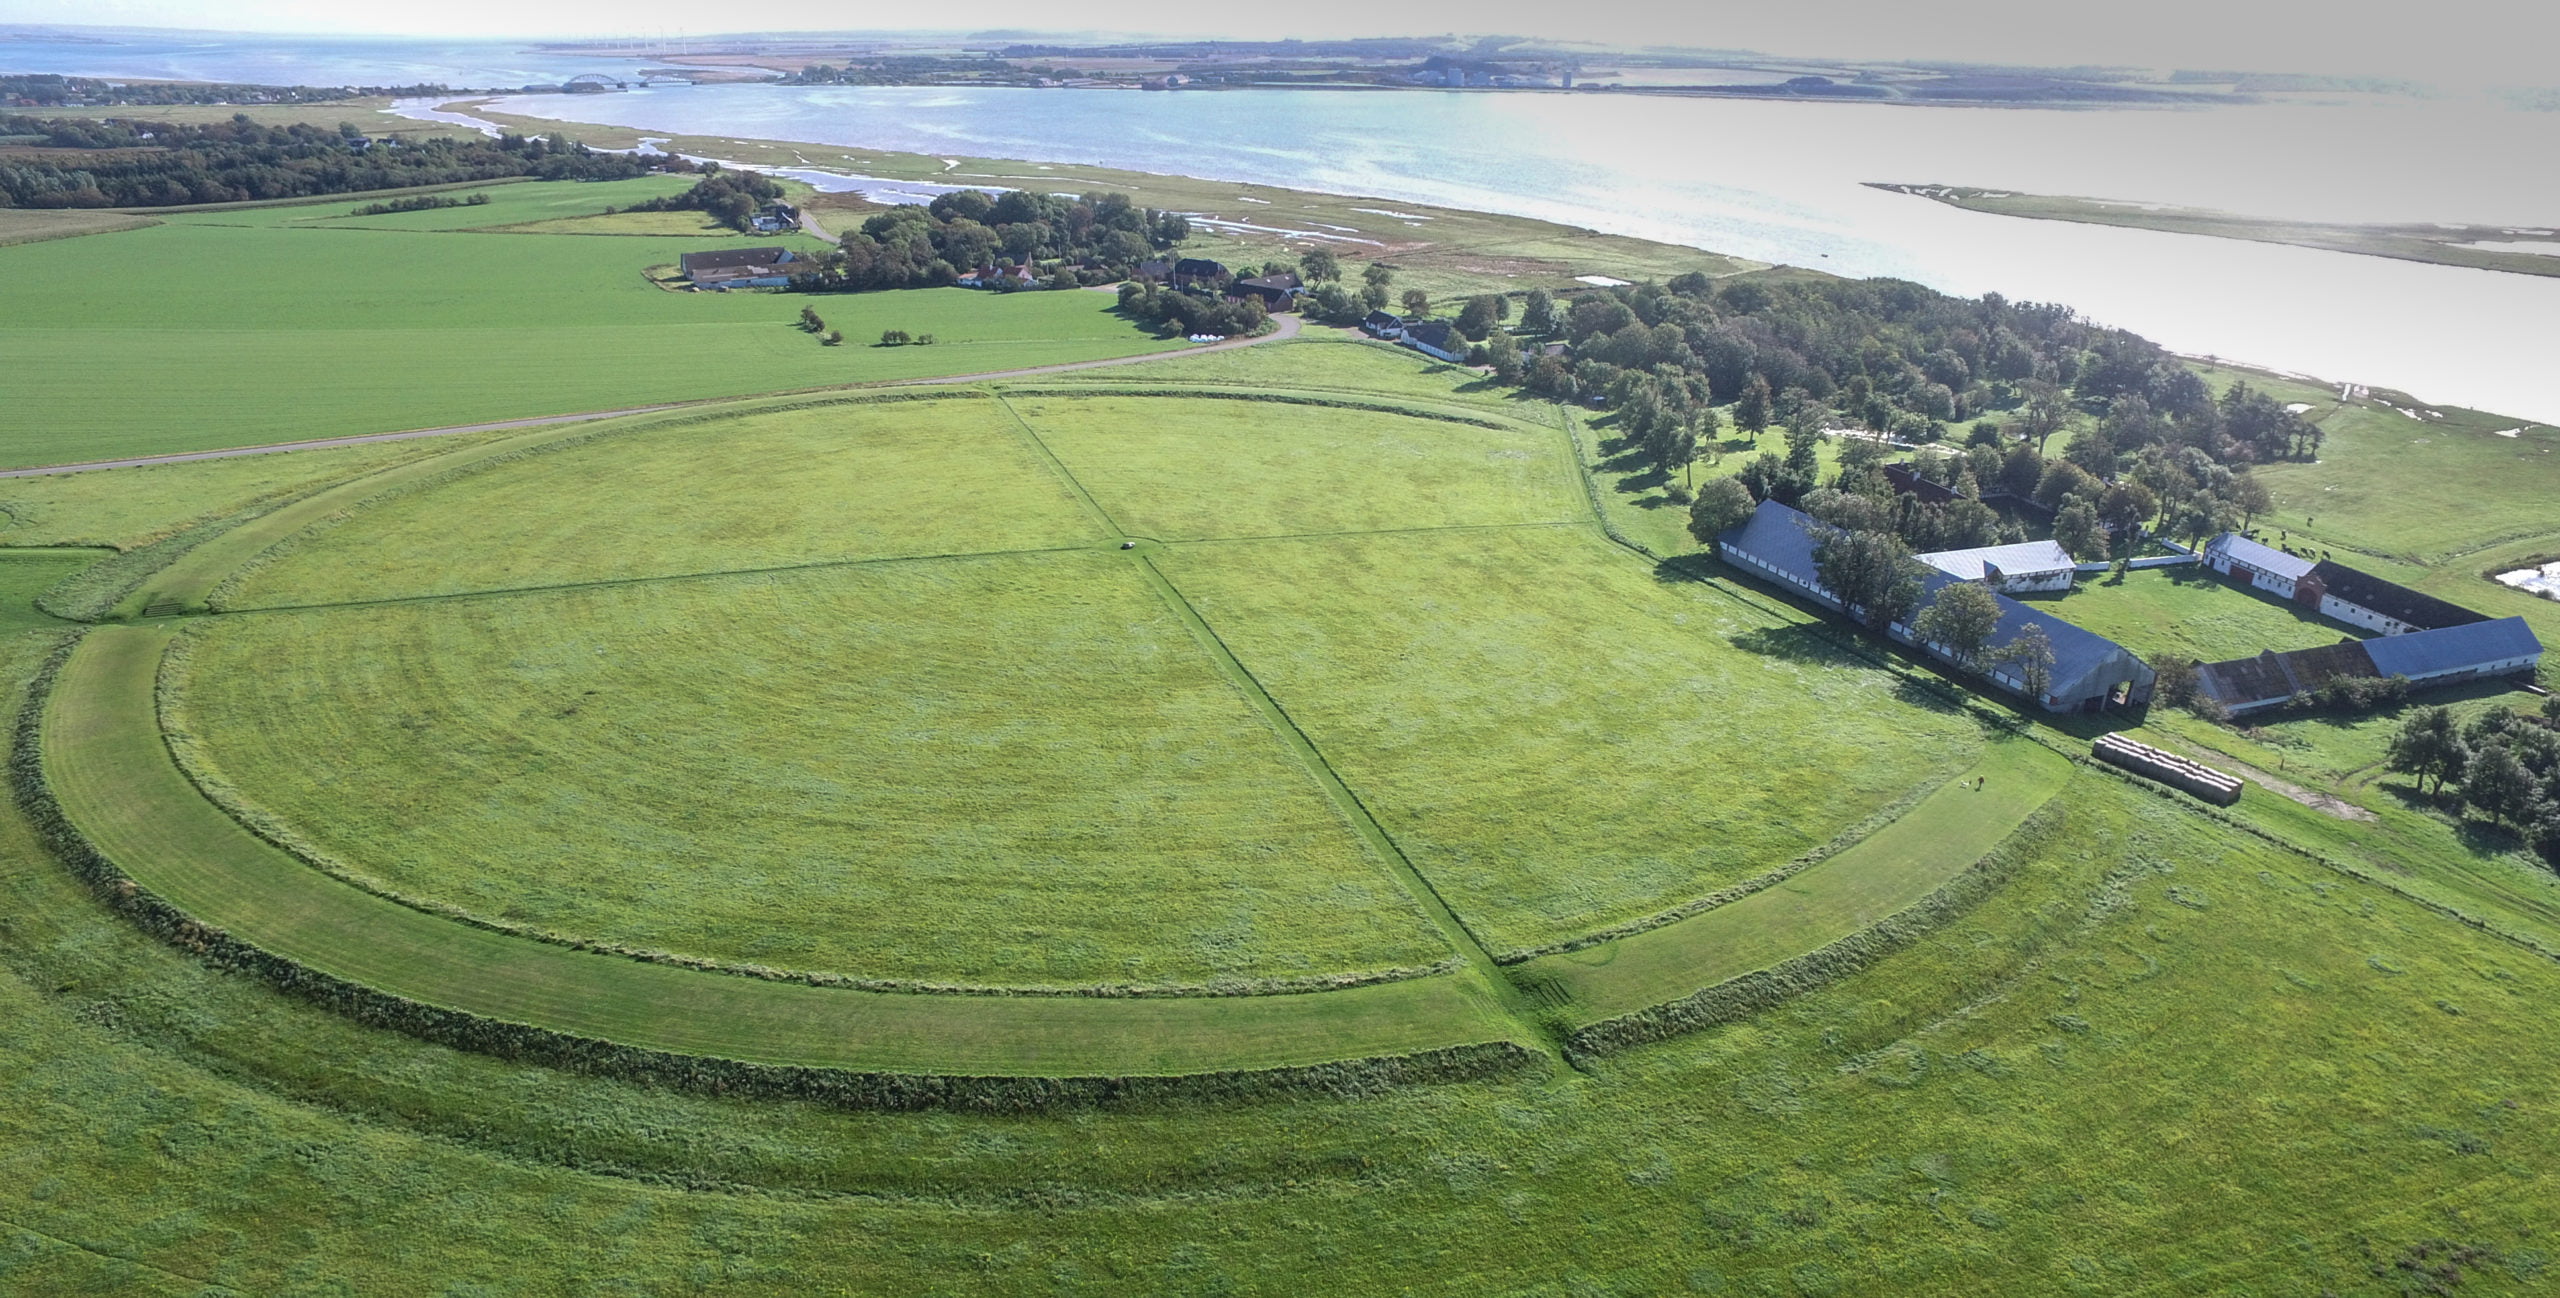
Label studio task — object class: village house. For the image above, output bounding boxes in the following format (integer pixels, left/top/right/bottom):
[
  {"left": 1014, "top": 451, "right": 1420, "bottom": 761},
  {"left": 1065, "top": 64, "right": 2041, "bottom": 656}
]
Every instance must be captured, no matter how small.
[
  {"left": 2206, "top": 533, "right": 2493, "bottom": 637},
  {"left": 957, "top": 263, "right": 1038, "bottom": 289},
  {"left": 1227, "top": 271, "right": 1303, "bottom": 307},
  {"left": 1172, "top": 258, "right": 1229, "bottom": 291},
  {"left": 1398, "top": 319, "right": 1466, "bottom": 363},
  {"left": 1718, "top": 500, "right": 2154, "bottom": 713},
  {"left": 1361, "top": 310, "right": 1406, "bottom": 339},
  {"left": 677, "top": 246, "right": 797, "bottom": 289}
]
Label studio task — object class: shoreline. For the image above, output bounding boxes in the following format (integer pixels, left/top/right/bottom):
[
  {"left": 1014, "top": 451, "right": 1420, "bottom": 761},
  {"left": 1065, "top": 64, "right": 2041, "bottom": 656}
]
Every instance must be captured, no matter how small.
[{"left": 425, "top": 95, "right": 2544, "bottom": 423}]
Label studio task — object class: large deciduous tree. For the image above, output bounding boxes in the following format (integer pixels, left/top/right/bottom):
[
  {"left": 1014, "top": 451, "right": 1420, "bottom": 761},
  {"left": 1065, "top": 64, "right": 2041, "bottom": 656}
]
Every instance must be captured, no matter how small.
[
  {"left": 1812, "top": 528, "right": 1925, "bottom": 632},
  {"left": 1689, "top": 477, "right": 1758, "bottom": 547},
  {"left": 1912, "top": 580, "right": 2003, "bottom": 668}
]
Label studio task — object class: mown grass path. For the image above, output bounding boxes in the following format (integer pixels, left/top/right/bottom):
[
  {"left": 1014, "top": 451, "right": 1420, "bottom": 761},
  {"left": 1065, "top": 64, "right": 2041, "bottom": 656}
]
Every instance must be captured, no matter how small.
[
  {"left": 43, "top": 624, "right": 1524, "bottom": 1076},
  {"left": 1520, "top": 740, "right": 2072, "bottom": 1023}
]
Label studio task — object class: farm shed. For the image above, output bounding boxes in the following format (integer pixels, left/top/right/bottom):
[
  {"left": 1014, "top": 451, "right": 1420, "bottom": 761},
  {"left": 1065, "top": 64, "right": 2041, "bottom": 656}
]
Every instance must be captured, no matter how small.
[
  {"left": 2361, "top": 616, "right": 2543, "bottom": 684},
  {"left": 1717, "top": 500, "right": 2153, "bottom": 713},
  {"left": 678, "top": 245, "right": 797, "bottom": 289},
  {"left": 2203, "top": 532, "right": 2317, "bottom": 599},
  {"left": 2302, "top": 560, "right": 2488, "bottom": 637},
  {"left": 2195, "top": 640, "right": 2382, "bottom": 716},
  {"left": 1915, "top": 539, "right": 2078, "bottom": 593},
  {"left": 2195, "top": 617, "right": 2542, "bottom": 715}
]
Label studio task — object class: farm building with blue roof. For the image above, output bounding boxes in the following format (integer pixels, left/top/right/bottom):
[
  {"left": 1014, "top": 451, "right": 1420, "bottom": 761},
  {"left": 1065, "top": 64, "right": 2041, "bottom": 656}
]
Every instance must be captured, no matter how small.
[{"left": 1717, "top": 500, "right": 2155, "bottom": 713}]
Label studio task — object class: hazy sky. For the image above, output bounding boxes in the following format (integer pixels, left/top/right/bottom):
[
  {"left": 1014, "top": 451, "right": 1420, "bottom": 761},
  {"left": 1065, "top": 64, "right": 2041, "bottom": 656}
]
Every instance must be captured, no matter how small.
[{"left": 9, "top": 0, "right": 2556, "bottom": 85}]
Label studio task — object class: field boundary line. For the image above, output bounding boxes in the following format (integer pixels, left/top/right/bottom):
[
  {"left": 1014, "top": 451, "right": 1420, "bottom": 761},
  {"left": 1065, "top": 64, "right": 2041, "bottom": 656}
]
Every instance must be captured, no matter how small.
[
  {"left": 1498, "top": 775, "right": 1948, "bottom": 964},
  {"left": 152, "top": 626, "right": 1460, "bottom": 1000},
  {"left": 215, "top": 541, "right": 1102, "bottom": 618},
  {"left": 24, "top": 626, "right": 1536, "bottom": 1094},
  {"left": 992, "top": 393, "right": 1564, "bottom": 1060}
]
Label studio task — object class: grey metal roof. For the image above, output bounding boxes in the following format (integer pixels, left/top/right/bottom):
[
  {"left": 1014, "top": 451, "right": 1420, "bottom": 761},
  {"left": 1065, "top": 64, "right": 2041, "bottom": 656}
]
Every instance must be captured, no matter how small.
[
  {"left": 2363, "top": 616, "right": 2543, "bottom": 678},
  {"left": 2306, "top": 560, "right": 2486, "bottom": 631},
  {"left": 1918, "top": 570, "right": 2145, "bottom": 699},
  {"left": 1916, "top": 539, "right": 2078, "bottom": 581},
  {"left": 1721, "top": 500, "right": 2149, "bottom": 703},
  {"left": 2206, "top": 532, "right": 2316, "bottom": 582}
]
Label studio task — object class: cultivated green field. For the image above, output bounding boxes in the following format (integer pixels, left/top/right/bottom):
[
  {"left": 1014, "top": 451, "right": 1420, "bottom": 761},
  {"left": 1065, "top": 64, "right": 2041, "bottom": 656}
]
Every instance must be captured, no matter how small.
[
  {"left": 1159, "top": 526, "right": 1990, "bottom": 957},
  {"left": 176, "top": 552, "right": 1454, "bottom": 989},
  {"left": 0, "top": 181, "right": 1185, "bottom": 467}
]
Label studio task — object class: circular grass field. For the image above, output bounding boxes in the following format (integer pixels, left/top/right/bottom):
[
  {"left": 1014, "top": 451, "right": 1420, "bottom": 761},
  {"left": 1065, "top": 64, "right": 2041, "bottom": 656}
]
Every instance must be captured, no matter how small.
[{"left": 38, "top": 383, "right": 2067, "bottom": 1086}]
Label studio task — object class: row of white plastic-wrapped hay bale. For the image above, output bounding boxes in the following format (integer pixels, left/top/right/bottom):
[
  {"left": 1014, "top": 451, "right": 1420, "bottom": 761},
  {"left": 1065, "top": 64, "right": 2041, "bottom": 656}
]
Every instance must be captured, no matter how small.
[{"left": 2092, "top": 733, "right": 2244, "bottom": 806}]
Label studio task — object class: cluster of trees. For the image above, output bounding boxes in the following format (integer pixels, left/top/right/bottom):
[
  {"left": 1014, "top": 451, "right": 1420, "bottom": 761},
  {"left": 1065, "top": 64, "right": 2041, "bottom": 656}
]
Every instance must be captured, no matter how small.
[
  {"left": 786, "top": 188, "right": 1190, "bottom": 294},
  {"left": 627, "top": 169, "right": 783, "bottom": 233},
  {"left": 0, "top": 75, "right": 461, "bottom": 106},
  {"left": 2386, "top": 700, "right": 2560, "bottom": 865},
  {"left": 794, "top": 306, "right": 844, "bottom": 345},
  {"left": 1116, "top": 279, "right": 1271, "bottom": 336},
  {"left": 347, "top": 191, "right": 489, "bottom": 216},
  {"left": 0, "top": 115, "right": 679, "bottom": 208},
  {"left": 876, "top": 329, "right": 938, "bottom": 346},
  {"left": 1484, "top": 275, "right": 2316, "bottom": 509}
]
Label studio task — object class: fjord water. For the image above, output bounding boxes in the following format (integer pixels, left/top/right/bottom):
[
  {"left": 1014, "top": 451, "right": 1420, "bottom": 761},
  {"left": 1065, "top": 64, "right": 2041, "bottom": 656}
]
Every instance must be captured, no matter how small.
[{"left": 481, "top": 84, "right": 2560, "bottom": 422}]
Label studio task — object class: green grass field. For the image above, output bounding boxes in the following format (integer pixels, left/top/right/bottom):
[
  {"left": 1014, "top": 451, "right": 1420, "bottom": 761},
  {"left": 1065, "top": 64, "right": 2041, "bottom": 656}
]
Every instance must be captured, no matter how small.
[
  {"left": 8, "top": 187, "right": 2560, "bottom": 1288},
  {"left": 1158, "top": 527, "right": 1989, "bottom": 957},
  {"left": 1526, "top": 738, "right": 2069, "bottom": 1021},
  {"left": 51, "top": 623, "right": 1516, "bottom": 1071},
  {"left": 1008, "top": 391, "right": 1582, "bottom": 540},
  {"left": 175, "top": 552, "right": 1454, "bottom": 990},
  {"left": 2016, "top": 565, "right": 2359, "bottom": 665},
  {"left": 168, "top": 174, "right": 704, "bottom": 231},
  {"left": 217, "top": 395, "right": 1100, "bottom": 608},
  {"left": 0, "top": 184, "right": 1184, "bottom": 467},
  {"left": 0, "top": 434, "right": 509, "bottom": 548}
]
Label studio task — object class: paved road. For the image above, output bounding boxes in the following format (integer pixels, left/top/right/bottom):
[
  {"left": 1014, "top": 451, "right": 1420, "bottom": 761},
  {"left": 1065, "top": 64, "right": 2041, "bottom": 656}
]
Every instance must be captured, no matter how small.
[{"left": 0, "top": 312, "right": 1303, "bottom": 480}]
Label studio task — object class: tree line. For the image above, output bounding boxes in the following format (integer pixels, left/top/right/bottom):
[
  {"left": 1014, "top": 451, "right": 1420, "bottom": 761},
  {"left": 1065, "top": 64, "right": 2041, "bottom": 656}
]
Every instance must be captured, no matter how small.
[
  {"left": 0, "top": 114, "right": 688, "bottom": 209},
  {"left": 785, "top": 187, "right": 1192, "bottom": 294},
  {"left": 0, "top": 75, "right": 462, "bottom": 107}
]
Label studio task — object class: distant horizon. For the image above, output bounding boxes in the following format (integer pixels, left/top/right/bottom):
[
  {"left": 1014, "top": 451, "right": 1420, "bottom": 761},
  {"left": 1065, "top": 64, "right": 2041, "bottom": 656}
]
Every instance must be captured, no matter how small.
[{"left": 3, "top": 2, "right": 2553, "bottom": 88}]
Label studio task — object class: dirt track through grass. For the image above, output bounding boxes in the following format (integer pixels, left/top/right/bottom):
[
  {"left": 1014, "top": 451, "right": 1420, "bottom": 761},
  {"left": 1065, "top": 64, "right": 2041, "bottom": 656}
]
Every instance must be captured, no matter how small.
[
  {"left": 1521, "top": 739, "right": 2072, "bottom": 1023},
  {"left": 45, "top": 625, "right": 1524, "bottom": 1075}
]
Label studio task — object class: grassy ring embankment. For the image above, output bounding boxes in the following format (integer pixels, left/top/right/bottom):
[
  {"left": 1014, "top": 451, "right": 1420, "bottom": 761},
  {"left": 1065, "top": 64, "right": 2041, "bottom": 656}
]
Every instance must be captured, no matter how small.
[
  {"left": 29, "top": 380, "right": 2079, "bottom": 1093},
  {"left": 29, "top": 624, "right": 1538, "bottom": 1098}
]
